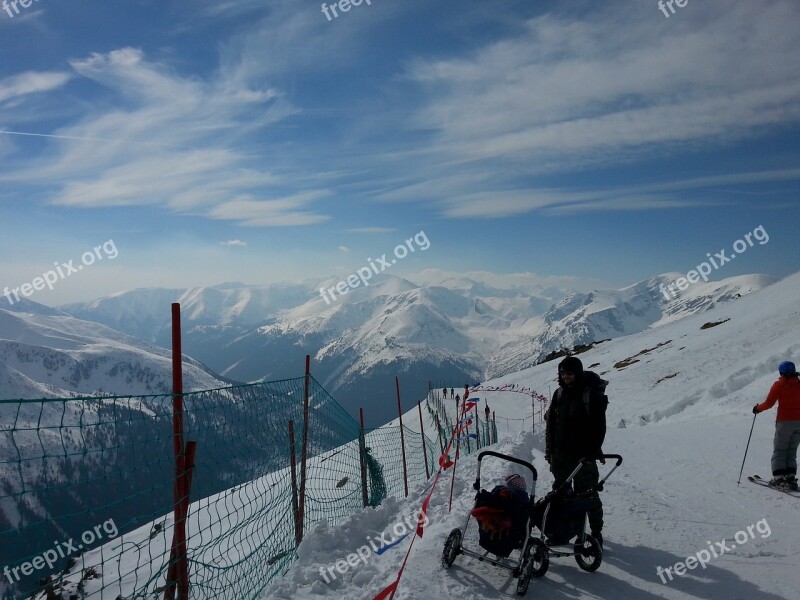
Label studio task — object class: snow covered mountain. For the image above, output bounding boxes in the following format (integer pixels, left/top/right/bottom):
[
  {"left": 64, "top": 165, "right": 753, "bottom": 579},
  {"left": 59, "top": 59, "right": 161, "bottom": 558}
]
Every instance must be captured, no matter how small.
[
  {"left": 0, "top": 300, "right": 262, "bottom": 599},
  {"left": 60, "top": 272, "right": 774, "bottom": 426},
  {"left": 60, "top": 275, "right": 566, "bottom": 424},
  {"left": 486, "top": 272, "right": 777, "bottom": 378},
  {"left": 38, "top": 269, "right": 800, "bottom": 600},
  {"left": 0, "top": 298, "right": 227, "bottom": 399},
  {"left": 62, "top": 281, "right": 315, "bottom": 337},
  {"left": 264, "top": 271, "right": 800, "bottom": 599}
]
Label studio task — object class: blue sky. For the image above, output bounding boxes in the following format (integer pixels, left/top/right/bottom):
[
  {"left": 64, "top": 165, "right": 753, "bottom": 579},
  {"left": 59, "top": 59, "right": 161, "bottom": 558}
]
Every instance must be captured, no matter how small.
[{"left": 1, "top": 0, "right": 799, "bottom": 305}]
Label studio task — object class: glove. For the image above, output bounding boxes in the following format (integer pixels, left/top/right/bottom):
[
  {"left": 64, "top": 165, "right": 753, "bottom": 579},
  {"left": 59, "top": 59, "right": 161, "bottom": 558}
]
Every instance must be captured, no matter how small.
[
  {"left": 752, "top": 405, "right": 760, "bottom": 414},
  {"left": 598, "top": 455, "right": 606, "bottom": 465}
]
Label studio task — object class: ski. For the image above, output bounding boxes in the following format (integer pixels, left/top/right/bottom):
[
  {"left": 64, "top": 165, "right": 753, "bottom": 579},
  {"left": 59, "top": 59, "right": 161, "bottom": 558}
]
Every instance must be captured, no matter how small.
[{"left": 748, "top": 475, "right": 800, "bottom": 498}]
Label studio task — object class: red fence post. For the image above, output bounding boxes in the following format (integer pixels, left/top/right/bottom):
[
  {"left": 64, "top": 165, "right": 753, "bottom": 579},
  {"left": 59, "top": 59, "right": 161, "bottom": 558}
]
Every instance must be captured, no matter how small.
[
  {"left": 288, "top": 420, "right": 301, "bottom": 547},
  {"left": 299, "top": 355, "right": 310, "bottom": 543},
  {"left": 417, "top": 401, "right": 430, "bottom": 480},
  {"left": 165, "top": 303, "right": 189, "bottom": 600},
  {"left": 396, "top": 377, "right": 409, "bottom": 498},
  {"left": 178, "top": 446, "right": 193, "bottom": 600}
]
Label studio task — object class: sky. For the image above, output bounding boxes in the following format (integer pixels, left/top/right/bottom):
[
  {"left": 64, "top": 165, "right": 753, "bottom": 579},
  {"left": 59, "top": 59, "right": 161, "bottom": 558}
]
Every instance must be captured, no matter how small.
[{"left": 0, "top": 0, "right": 799, "bottom": 306}]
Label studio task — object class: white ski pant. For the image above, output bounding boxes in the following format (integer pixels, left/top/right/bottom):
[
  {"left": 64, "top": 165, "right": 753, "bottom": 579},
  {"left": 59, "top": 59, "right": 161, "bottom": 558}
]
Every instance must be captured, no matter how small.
[{"left": 771, "top": 420, "right": 800, "bottom": 475}]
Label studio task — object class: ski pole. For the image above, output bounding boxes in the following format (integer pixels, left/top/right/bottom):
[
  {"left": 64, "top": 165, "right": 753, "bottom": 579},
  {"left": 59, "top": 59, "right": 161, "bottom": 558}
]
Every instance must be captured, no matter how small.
[{"left": 737, "top": 413, "right": 757, "bottom": 486}]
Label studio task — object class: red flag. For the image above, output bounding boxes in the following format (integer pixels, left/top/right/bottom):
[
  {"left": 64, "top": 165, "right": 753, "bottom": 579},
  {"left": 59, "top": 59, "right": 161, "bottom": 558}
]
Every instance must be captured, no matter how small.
[{"left": 416, "top": 494, "right": 432, "bottom": 537}]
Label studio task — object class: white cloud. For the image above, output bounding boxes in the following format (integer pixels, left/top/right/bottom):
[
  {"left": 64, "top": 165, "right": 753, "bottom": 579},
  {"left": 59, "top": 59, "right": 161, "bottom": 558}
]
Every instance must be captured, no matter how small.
[
  {"left": 0, "top": 47, "right": 330, "bottom": 227},
  {"left": 413, "top": 4, "right": 800, "bottom": 159},
  {"left": 0, "top": 71, "right": 71, "bottom": 103},
  {"left": 221, "top": 240, "right": 247, "bottom": 247},
  {"left": 208, "top": 193, "right": 331, "bottom": 227},
  {"left": 384, "top": 1, "right": 800, "bottom": 216}
]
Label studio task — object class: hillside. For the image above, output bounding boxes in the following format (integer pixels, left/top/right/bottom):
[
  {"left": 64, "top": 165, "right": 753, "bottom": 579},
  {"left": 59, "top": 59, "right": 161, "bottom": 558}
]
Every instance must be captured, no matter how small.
[
  {"left": 0, "top": 299, "right": 226, "bottom": 399},
  {"left": 30, "top": 271, "right": 800, "bottom": 600},
  {"left": 60, "top": 272, "right": 773, "bottom": 426}
]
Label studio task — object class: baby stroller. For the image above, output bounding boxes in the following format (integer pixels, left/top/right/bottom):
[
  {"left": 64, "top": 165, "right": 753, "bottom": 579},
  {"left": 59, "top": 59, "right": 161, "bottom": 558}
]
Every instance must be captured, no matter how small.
[
  {"left": 441, "top": 450, "right": 546, "bottom": 596},
  {"left": 528, "top": 454, "right": 623, "bottom": 575}
]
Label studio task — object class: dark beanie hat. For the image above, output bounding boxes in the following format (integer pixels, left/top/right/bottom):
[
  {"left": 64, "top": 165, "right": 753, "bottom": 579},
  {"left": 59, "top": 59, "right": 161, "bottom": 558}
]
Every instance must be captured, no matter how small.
[{"left": 558, "top": 356, "right": 583, "bottom": 374}]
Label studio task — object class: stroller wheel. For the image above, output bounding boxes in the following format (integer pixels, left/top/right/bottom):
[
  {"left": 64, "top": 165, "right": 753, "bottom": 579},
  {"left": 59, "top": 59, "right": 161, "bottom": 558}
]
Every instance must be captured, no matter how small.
[
  {"left": 442, "top": 528, "right": 463, "bottom": 568},
  {"left": 528, "top": 538, "right": 549, "bottom": 578},
  {"left": 574, "top": 534, "right": 602, "bottom": 572},
  {"left": 515, "top": 546, "right": 534, "bottom": 596}
]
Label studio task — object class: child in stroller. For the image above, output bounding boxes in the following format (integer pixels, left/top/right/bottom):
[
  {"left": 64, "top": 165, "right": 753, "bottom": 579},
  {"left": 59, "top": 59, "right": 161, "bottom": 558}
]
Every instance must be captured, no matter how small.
[
  {"left": 442, "top": 451, "right": 546, "bottom": 596},
  {"left": 470, "top": 474, "right": 530, "bottom": 558}
]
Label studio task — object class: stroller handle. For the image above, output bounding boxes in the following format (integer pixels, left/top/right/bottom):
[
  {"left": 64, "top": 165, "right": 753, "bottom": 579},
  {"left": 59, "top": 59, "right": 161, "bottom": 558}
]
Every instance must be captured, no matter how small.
[
  {"left": 580, "top": 454, "right": 623, "bottom": 466},
  {"left": 473, "top": 450, "right": 538, "bottom": 491}
]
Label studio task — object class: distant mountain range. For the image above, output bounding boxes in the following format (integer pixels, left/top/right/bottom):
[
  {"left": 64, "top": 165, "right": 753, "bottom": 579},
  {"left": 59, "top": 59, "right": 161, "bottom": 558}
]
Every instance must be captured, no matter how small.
[
  {"left": 57, "top": 270, "right": 776, "bottom": 425},
  {"left": 485, "top": 272, "right": 776, "bottom": 378},
  {"left": 0, "top": 298, "right": 227, "bottom": 400},
  {"left": 0, "top": 269, "right": 780, "bottom": 596}
]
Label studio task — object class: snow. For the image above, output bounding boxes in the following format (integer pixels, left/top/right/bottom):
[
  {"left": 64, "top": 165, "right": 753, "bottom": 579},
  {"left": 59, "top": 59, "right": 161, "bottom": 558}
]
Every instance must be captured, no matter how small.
[
  {"left": 9, "top": 271, "right": 800, "bottom": 599},
  {"left": 60, "top": 272, "right": 773, "bottom": 408},
  {"left": 0, "top": 300, "right": 227, "bottom": 399},
  {"left": 264, "top": 271, "right": 800, "bottom": 599}
]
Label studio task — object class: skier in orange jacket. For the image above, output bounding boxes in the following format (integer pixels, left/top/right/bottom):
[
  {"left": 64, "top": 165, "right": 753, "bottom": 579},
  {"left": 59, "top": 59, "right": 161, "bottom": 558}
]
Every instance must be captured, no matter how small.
[{"left": 754, "top": 361, "right": 800, "bottom": 491}]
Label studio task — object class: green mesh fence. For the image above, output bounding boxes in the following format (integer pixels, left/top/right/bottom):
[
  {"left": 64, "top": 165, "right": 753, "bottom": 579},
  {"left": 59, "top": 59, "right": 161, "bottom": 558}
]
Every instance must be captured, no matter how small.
[
  {"left": 0, "top": 375, "right": 443, "bottom": 600},
  {"left": 424, "top": 389, "right": 497, "bottom": 458}
]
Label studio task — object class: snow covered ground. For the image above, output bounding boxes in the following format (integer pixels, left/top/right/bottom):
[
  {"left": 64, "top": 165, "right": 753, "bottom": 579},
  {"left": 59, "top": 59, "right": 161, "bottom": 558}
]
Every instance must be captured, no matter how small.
[
  {"left": 266, "top": 272, "right": 800, "bottom": 599},
  {"left": 24, "top": 272, "right": 800, "bottom": 599}
]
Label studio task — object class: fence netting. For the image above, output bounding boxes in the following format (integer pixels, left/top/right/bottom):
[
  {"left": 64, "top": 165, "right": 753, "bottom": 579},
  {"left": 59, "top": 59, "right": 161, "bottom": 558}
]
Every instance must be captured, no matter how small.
[{"left": 0, "top": 376, "right": 483, "bottom": 600}]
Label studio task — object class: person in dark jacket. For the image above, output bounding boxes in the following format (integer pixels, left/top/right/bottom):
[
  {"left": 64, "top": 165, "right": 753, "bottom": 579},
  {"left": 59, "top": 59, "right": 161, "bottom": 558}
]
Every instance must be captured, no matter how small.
[{"left": 545, "top": 356, "right": 608, "bottom": 546}]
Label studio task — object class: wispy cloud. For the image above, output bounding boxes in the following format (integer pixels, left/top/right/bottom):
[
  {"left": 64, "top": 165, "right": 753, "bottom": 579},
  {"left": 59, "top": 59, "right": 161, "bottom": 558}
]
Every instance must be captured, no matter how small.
[
  {"left": 220, "top": 240, "right": 247, "bottom": 247},
  {"left": 207, "top": 193, "right": 331, "bottom": 227},
  {"left": 1, "top": 47, "right": 329, "bottom": 226},
  {"left": 0, "top": 71, "right": 71, "bottom": 103},
  {"left": 408, "top": 3, "right": 800, "bottom": 161},
  {"left": 3, "top": 0, "right": 799, "bottom": 229},
  {"left": 377, "top": 1, "right": 800, "bottom": 216}
]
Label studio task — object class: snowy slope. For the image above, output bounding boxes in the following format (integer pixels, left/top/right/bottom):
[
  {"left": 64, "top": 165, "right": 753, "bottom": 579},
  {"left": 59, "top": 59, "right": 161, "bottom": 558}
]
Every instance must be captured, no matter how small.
[
  {"left": 263, "top": 271, "right": 799, "bottom": 599},
  {"left": 486, "top": 273, "right": 776, "bottom": 378},
  {"left": 34, "top": 270, "right": 800, "bottom": 600},
  {"left": 0, "top": 300, "right": 226, "bottom": 398}
]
